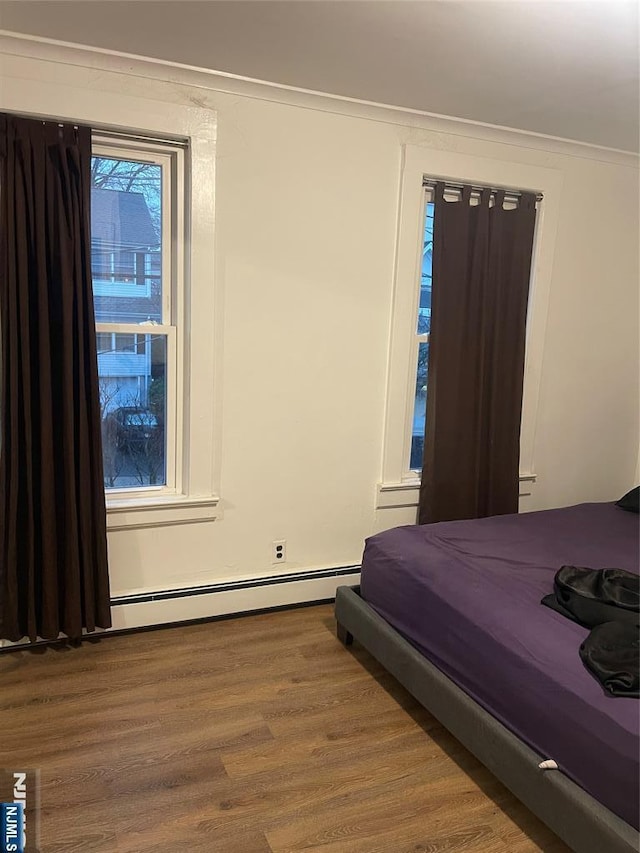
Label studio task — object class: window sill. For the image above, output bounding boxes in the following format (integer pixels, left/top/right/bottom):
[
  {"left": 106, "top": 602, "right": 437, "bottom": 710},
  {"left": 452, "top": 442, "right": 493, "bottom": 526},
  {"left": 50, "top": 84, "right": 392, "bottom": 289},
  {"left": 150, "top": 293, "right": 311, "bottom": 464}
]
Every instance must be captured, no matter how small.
[
  {"left": 376, "top": 474, "right": 536, "bottom": 509},
  {"left": 106, "top": 494, "right": 220, "bottom": 531},
  {"left": 376, "top": 480, "right": 421, "bottom": 509}
]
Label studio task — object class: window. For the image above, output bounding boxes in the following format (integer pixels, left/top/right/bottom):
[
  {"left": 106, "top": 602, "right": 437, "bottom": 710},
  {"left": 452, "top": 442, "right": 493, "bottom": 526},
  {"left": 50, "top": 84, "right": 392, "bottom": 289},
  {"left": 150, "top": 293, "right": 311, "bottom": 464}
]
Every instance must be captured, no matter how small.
[
  {"left": 407, "top": 186, "right": 532, "bottom": 474},
  {"left": 96, "top": 332, "right": 113, "bottom": 354},
  {"left": 379, "top": 146, "right": 562, "bottom": 511},
  {"left": 409, "top": 198, "right": 434, "bottom": 471},
  {"left": 3, "top": 65, "right": 218, "bottom": 527},
  {"left": 115, "top": 333, "right": 136, "bottom": 353},
  {"left": 92, "top": 140, "right": 182, "bottom": 492}
]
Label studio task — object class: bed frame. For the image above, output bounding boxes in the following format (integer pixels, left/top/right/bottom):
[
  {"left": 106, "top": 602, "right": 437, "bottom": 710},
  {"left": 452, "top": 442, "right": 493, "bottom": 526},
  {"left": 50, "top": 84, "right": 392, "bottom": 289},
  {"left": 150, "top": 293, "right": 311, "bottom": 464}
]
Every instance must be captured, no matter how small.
[{"left": 335, "top": 585, "right": 639, "bottom": 853}]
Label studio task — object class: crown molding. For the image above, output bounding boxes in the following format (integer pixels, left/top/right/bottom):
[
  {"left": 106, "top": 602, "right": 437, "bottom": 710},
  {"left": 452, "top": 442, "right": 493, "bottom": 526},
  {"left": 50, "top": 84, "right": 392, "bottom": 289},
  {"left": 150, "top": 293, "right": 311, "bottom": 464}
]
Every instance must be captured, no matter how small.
[{"left": 0, "top": 30, "right": 638, "bottom": 168}]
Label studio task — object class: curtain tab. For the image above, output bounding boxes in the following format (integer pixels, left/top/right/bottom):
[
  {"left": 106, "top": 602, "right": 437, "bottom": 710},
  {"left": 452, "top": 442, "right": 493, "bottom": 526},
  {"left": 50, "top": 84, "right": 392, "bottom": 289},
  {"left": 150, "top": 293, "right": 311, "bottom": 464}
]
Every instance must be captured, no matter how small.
[
  {"left": 476, "top": 187, "right": 491, "bottom": 209},
  {"left": 521, "top": 191, "right": 536, "bottom": 211}
]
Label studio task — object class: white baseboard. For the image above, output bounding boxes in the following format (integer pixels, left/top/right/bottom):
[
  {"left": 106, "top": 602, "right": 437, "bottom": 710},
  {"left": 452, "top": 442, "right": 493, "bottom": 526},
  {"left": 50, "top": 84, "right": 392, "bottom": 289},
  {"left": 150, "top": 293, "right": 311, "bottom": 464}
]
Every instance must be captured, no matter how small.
[{"left": 110, "top": 567, "right": 361, "bottom": 631}]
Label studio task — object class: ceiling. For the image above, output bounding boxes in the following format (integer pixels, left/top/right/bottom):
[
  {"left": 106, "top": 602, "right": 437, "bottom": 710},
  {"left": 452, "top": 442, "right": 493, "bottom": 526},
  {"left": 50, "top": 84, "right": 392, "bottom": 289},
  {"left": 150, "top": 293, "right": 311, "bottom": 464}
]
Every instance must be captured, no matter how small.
[{"left": 1, "top": 0, "right": 638, "bottom": 151}]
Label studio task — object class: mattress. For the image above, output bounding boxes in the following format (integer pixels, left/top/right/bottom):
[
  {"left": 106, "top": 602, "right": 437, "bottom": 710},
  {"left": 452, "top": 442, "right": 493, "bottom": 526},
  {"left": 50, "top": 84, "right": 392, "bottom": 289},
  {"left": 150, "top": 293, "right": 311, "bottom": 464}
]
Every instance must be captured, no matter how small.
[{"left": 360, "top": 502, "right": 640, "bottom": 829}]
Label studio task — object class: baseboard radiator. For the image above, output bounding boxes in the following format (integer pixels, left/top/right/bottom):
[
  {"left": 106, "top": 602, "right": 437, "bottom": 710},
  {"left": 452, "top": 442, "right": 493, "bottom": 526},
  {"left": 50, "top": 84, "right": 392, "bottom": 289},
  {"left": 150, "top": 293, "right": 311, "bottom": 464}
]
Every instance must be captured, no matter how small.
[
  {"left": 0, "top": 566, "right": 361, "bottom": 648},
  {"left": 110, "top": 565, "right": 361, "bottom": 630}
]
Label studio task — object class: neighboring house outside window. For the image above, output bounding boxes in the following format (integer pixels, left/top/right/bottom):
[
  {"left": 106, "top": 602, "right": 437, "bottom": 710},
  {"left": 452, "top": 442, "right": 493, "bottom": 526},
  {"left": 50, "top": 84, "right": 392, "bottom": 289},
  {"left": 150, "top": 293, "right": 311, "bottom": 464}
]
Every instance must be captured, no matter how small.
[{"left": 92, "top": 185, "right": 162, "bottom": 421}]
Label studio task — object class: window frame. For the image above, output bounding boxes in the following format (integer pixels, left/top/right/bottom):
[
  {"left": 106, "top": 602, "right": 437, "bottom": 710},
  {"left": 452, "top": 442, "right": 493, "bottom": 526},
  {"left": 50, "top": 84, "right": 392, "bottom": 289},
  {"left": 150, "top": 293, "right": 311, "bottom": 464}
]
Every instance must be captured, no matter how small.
[
  {"left": 378, "top": 145, "right": 564, "bottom": 508},
  {"left": 406, "top": 192, "right": 433, "bottom": 477},
  {"left": 92, "top": 137, "right": 184, "bottom": 499}
]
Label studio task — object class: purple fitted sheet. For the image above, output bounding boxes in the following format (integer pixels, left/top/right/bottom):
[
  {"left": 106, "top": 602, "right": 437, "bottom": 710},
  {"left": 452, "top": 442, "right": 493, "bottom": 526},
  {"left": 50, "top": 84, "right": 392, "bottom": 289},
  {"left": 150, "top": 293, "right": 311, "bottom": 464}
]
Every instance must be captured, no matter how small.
[{"left": 360, "top": 502, "right": 640, "bottom": 829}]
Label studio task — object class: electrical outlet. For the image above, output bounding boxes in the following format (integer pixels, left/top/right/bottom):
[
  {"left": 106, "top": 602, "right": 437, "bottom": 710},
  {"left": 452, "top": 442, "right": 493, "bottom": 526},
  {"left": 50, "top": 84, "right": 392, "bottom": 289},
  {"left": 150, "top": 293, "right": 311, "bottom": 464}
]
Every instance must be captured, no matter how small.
[{"left": 272, "top": 540, "right": 287, "bottom": 565}]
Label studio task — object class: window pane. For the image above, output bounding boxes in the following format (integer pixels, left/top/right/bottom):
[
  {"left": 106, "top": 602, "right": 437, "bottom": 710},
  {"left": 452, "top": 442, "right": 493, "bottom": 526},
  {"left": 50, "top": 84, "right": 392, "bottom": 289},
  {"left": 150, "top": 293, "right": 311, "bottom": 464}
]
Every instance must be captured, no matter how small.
[
  {"left": 417, "top": 202, "right": 434, "bottom": 335},
  {"left": 410, "top": 342, "right": 430, "bottom": 471},
  {"left": 99, "top": 333, "right": 167, "bottom": 489},
  {"left": 96, "top": 332, "right": 113, "bottom": 354},
  {"left": 115, "top": 333, "right": 136, "bottom": 353},
  {"left": 91, "top": 155, "right": 163, "bottom": 323}
]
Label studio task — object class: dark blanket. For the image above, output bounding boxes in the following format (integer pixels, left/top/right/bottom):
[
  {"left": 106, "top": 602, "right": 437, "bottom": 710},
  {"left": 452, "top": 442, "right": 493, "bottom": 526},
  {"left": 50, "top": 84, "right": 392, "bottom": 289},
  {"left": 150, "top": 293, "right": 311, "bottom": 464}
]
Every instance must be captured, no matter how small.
[
  {"left": 580, "top": 622, "right": 640, "bottom": 698},
  {"left": 542, "top": 566, "right": 640, "bottom": 627},
  {"left": 542, "top": 566, "right": 640, "bottom": 697}
]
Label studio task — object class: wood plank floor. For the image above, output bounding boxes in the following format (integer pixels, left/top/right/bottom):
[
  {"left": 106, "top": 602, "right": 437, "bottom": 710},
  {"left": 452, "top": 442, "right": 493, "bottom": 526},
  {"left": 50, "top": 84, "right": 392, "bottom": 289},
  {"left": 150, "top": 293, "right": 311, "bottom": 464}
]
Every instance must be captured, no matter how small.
[{"left": 0, "top": 604, "right": 570, "bottom": 853}]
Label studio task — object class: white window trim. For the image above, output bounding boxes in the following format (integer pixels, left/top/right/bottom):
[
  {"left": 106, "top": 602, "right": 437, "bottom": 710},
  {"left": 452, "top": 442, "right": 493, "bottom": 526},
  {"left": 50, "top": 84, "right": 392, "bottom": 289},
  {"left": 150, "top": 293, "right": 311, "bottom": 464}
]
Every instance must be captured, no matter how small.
[
  {"left": 376, "top": 474, "right": 538, "bottom": 511},
  {"left": 380, "top": 145, "right": 564, "bottom": 498},
  {"left": 1, "top": 64, "right": 220, "bottom": 528}
]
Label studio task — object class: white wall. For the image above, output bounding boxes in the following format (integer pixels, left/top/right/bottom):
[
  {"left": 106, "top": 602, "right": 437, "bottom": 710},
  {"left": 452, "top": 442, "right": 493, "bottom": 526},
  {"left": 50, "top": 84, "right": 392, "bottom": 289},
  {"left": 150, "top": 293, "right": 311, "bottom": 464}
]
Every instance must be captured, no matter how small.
[
  {"left": 528, "top": 155, "right": 639, "bottom": 508},
  {"left": 1, "top": 39, "right": 638, "bottom": 625}
]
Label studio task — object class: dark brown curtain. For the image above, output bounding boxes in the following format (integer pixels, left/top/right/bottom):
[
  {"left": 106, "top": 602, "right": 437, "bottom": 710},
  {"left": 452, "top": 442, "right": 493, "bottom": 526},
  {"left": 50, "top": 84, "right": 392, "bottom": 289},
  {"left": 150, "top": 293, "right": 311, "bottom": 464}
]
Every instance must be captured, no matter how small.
[
  {"left": 0, "top": 114, "right": 111, "bottom": 641},
  {"left": 419, "top": 182, "right": 537, "bottom": 525}
]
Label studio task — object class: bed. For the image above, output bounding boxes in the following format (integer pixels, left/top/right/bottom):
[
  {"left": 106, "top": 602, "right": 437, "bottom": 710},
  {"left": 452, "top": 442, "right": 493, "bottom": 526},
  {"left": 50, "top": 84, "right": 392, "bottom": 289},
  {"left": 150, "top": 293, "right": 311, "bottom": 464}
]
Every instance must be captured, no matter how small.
[{"left": 334, "top": 502, "right": 639, "bottom": 853}]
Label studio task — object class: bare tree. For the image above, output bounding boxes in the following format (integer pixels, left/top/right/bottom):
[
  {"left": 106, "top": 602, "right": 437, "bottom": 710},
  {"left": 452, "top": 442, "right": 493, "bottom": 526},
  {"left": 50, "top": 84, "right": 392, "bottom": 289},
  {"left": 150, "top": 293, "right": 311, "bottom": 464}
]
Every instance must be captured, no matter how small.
[
  {"left": 127, "top": 431, "right": 165, "bottom": 487},
  {"left": 120, "top": 388, "right": 165, "bottom": 487},
  {"left": 99, "top": 380, "right": 126, "bottom": 488}
]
